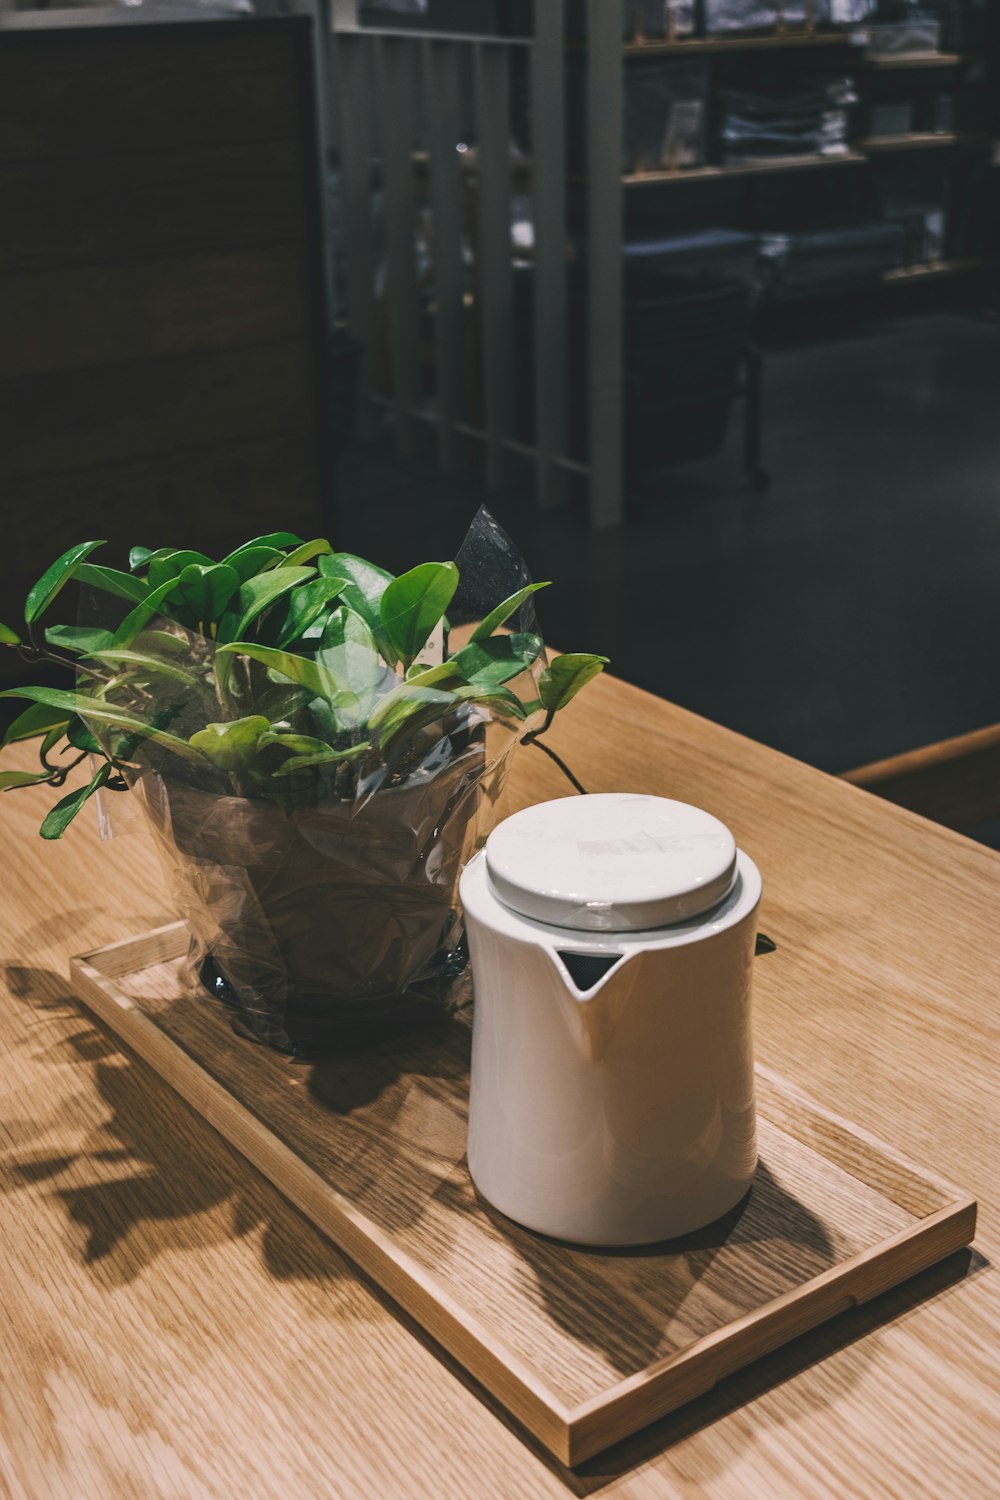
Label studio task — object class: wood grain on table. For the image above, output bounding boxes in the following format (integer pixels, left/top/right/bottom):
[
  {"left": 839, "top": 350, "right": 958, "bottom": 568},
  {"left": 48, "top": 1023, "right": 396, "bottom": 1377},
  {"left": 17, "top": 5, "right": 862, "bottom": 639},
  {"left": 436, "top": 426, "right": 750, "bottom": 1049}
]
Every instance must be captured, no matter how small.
[{"left": 1, "top": 673, "right": 997, "bottom": 1498}]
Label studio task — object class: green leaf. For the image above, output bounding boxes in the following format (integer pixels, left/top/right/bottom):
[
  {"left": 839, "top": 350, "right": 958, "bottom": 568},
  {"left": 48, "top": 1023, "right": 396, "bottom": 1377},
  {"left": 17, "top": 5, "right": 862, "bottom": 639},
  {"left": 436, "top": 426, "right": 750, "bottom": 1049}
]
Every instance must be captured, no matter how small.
[
  {"left": 447, "top": 632, "right": 544, "bottom": 691},
  {"left": 173, "top": 563, "right": 240, "bottom": 627},
  {"left": 368, "top": 684, "right": 457, "bottom": 742},
  {"left": 219, "top": 546, "right": 286, "bottom": 584},
  {"left": 538, "top": 653, "right": 608, "bottom": 715},
  {"left": 84, "top": 649, "right": 201, "bottom": 688},
  {"left": 232, "top": 531, "right": 305, "bottom": 553},
  {"left": 274, "top": 742, "right": 370, "bottom": 776},
  {"left": 216, "top": 566, "right": 317, "bottom": 645},
  {"left": 110, "top": 577, "right": 182, "bottom": 649},
  {"left": 1, "top": 701, "right": 70, "bottom": 749},
  {"left": 66, "top": 716, "right": 102, "bottom": 754},
  {"left": 252, "top": 682, "right": 312, "bottom": 724},
  {"left": 131, "top": 629, "right": 190, "bottom": 657},
  {"left": 43, "top": 623, "right": 115, "bottom": 655},
  {"left": 0, "top": 621, "right": 21, "bottom": 646},
  {"left": 469, "top": 582, "right": 551, "bottom": 642},
  {"left": 283, "top": 537, "right": 334, "bottom": 569},
  {"left": 39, "top": 761, "right": 112, "bottom": 841},
  {"left": 25, "top": 540, "right": 106, "bottom": 624},
  {"left": 319, "top": 553, "right": 395, "bottom": 657},
  {"left": 0, "top": 687, "right": 204, "bottom": 763},
  {"left": 215, "top": 642, "right": 344, "bottom": 706},
  {"left": 129, "top": 546, "right": 155, "bottom": 571},
  {"left": 319, "top": 607, "right": 384, "bottom": 724},
  {"left": 0, "top": 769, "right": 55, "bottom": 790},
  {"left": 40, "top": 724, "right": 67, "bottom": 758},
  {"left": 74, "top": 563, "right": 150, "bottom": 606},
  {"left": 147, "top": 550, "right": 215, "bottom": 591},
  {"left": 188, "top": 716, "right": 271, "bottom": 772},
  {"left": 380, "top": 561, "right": 459, "bottom": 671},
  {"left": 272, "top": 576, "right": 349, "bottom": 649},
  {"left": 451, "top": 683, "right": 528, "bottom": 720},
  {"left": 258, "top": 731, "right": 333, "bottom": 758}
]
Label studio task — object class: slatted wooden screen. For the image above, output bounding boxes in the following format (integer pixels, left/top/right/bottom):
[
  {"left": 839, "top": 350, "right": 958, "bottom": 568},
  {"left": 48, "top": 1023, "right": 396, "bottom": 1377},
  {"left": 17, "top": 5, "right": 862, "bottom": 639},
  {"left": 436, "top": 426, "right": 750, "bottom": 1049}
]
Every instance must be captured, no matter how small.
[{"left": 329, "top": 1, "right": 624, "bottom": 526}]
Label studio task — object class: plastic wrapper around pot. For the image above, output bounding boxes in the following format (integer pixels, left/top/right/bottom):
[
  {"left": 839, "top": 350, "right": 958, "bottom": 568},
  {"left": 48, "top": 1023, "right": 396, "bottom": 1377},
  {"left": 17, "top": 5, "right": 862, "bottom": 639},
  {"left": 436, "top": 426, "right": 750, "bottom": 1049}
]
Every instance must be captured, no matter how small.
[{"left": 76, "top": 509, "right": 547, "bottom": 1055}]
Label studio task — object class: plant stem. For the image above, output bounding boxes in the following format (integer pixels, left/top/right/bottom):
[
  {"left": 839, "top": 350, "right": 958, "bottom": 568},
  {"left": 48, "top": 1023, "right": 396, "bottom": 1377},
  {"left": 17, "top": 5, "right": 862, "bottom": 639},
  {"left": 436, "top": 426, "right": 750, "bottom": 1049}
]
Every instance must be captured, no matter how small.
[
  {"left": 526, "top": 736, "right": 589, "bottom": 795},
  {"left": 17, "top": 643, "right": 109, "bottom": 683}
]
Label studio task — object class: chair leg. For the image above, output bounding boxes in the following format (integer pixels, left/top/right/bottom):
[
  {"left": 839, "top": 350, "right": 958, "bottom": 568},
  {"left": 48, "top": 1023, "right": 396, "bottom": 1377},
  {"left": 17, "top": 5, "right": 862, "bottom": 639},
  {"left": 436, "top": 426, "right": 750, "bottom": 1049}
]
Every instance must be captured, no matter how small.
[{"left": 743, "top": 345, "right": 770, "bottom": 493}]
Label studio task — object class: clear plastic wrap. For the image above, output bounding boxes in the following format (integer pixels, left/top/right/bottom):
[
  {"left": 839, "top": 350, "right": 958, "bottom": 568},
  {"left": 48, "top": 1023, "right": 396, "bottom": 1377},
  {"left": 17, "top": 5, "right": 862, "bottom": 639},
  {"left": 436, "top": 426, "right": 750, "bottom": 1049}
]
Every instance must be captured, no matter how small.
[{"left": 74, "top": 510, "right": 556, "bottom": 1055}]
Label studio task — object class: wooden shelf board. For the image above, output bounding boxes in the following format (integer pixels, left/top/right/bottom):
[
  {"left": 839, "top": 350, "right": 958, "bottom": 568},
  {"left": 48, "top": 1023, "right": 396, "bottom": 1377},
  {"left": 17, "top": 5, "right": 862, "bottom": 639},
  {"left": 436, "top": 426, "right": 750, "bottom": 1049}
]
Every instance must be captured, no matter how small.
[
  {"left": 624, "top": 151, "right": 866, "bottom": 186},
  {"left": 624, "top": 29, "right": 857, "bottom": 57},
  {"left": 882, "top": 256, "right": 986, "bottom": 286},
  {"left": 861, "top": 52, "right": 979, "bottom": 70},
  {"left": 858, "top": 132, "right": 989, "bottom": 152}
]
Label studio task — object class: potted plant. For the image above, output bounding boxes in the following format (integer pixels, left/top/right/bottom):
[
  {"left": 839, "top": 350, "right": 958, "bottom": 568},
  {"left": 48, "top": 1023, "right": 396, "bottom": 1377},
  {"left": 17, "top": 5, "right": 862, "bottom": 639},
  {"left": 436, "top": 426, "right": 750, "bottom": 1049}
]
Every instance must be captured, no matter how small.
[{"left": 0, "top": 517, "right": 606, "bottom": 1053}]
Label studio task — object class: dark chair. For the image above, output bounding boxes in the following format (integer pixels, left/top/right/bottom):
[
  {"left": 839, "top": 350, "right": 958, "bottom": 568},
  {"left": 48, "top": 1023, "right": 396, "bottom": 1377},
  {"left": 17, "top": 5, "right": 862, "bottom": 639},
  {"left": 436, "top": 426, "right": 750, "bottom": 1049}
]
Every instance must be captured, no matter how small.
[{"left": 623, "top": 268, "right": 768, "bottom": 497}]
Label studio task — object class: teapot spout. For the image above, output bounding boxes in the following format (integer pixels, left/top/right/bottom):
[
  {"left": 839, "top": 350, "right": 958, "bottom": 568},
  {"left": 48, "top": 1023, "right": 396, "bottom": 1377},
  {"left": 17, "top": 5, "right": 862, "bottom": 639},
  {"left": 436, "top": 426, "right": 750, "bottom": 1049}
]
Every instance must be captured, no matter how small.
[{"left": 552, "top": 947, "right": 637, "bottom": 1061}]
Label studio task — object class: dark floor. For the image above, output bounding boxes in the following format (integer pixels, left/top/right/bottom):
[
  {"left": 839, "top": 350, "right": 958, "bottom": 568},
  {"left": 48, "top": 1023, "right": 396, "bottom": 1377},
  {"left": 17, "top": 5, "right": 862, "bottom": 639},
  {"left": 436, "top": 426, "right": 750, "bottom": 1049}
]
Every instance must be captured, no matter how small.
[{"left": 338, "top": 306, "right": 1000, "bottom": 780}]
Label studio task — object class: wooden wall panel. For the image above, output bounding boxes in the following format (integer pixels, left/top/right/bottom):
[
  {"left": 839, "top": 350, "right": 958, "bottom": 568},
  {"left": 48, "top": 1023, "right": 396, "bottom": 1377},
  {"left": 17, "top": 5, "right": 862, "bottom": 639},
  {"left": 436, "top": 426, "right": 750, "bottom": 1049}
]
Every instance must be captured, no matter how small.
[
  {"left": 0, "top": 18, "right": 331, "bottom": 679},
  {"left": 0, "top": 144, "right": 305, "bottom": 274},
  {"left": 0, "top": 342, "right": 312, "bottom": 480},
  {"left": 0, "top": 248, "right": 304, "bottom": 378},
  {"left": 0, "top": 30, "right": 298, "bottom": 160}
]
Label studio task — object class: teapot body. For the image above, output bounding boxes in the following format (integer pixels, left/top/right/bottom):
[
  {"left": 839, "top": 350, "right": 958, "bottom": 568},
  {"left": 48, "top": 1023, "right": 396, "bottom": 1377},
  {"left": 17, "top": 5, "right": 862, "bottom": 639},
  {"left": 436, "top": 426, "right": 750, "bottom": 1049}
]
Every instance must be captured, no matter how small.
[{"left": 460, "top": 828, "right": 761, "bottom": 1246}]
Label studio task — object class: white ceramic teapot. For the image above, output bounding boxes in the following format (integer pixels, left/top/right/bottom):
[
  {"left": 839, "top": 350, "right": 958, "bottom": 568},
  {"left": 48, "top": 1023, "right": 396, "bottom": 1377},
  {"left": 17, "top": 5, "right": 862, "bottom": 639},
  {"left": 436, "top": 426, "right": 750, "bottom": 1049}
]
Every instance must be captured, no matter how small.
[{"left": 460, "top": 793, "right": 762, "bottom": 1246}]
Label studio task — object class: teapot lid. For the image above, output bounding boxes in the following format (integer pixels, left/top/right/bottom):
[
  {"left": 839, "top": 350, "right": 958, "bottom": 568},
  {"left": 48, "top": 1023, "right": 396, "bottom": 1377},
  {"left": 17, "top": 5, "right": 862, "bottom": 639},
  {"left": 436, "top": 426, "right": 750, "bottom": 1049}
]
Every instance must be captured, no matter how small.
[{"left": 484, "top": 793, "right": 738, "bottom": 932}]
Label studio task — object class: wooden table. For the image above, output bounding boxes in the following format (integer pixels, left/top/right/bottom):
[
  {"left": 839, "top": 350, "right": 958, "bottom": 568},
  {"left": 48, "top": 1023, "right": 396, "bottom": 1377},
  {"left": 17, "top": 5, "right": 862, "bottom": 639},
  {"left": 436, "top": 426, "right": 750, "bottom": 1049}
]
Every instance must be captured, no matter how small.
[{"left": 1, "top": 675, "right": 997, "bottom": 1497}]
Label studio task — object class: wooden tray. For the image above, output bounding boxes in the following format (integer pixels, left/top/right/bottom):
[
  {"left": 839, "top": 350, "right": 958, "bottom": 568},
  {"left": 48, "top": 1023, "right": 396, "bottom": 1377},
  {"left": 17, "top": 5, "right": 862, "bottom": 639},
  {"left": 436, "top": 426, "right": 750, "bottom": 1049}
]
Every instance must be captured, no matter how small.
[{"left": 70, "top": 923, "right": 977, "bottom": 1467}]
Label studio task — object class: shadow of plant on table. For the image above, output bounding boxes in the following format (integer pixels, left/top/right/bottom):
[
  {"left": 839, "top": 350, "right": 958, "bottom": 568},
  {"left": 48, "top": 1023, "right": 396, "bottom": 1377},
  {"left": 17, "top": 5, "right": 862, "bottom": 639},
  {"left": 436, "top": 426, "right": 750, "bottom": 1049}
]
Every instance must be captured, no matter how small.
[{"left": 0, "top": 960, "right": 371, "bottom": 1292}]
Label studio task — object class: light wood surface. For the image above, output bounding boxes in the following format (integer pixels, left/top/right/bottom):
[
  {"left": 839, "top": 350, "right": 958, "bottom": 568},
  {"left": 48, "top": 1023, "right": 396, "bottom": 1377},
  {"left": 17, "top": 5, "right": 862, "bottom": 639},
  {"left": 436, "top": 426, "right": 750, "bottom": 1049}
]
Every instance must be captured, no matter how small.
[
  {"left": 1, "top": 673, "right": 998, "bottom": 1495},
  {"left": 68, "top": 924, "right": 976, "bottom": 1467}
]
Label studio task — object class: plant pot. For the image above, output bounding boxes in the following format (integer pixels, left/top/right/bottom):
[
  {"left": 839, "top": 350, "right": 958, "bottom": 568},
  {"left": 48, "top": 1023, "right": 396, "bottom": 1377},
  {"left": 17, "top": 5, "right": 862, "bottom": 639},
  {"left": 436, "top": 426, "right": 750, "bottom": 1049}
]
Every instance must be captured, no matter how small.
[{"left": 134, "top": 740, "right": 486, "bottom": 1053}]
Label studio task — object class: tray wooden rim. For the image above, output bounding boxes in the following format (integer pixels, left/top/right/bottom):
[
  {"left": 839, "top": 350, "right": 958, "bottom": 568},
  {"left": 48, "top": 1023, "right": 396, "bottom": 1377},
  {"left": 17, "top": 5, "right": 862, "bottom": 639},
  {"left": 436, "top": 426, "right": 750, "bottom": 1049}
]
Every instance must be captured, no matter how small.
[{"left": 69, "top": 921, "right": 978, "bottom": 1468}]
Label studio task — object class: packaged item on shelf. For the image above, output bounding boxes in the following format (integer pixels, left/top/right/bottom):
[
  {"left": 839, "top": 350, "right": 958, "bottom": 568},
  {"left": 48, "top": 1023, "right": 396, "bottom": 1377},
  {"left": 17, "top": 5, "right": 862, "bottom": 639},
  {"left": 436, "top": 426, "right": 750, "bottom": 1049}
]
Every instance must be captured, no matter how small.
[
  {"left": 624, "top": 60, "right": 709, "bottom": 173},
  {"left": 704, "top": 0, "right": 830, "bottom": 32},
  {"left": 931, "top": 92, "right": 956, "bottom": 133},
  {"left": 867, "top": 101, "right": 915, "bottom": 135},
  {"left": 830, "top": 0, "right": 876, "bottom": 21},
  {"left": 717, "top": 76, "right": 857, "bottom": 162},
  {"left": 757, "top": 220, "right": 908, "bottom": 300},
  {"left": 623, "top": 227, "right": 760, "bottom": 286},
  {"left": 622, "top": 0, "right": 696, "bottom": 39},
  {"left": 882, "top": 201, "right": 946, "bottom": 262},
  {"left": 865, "top": 13, "right": 942, "bottom": 54}
]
